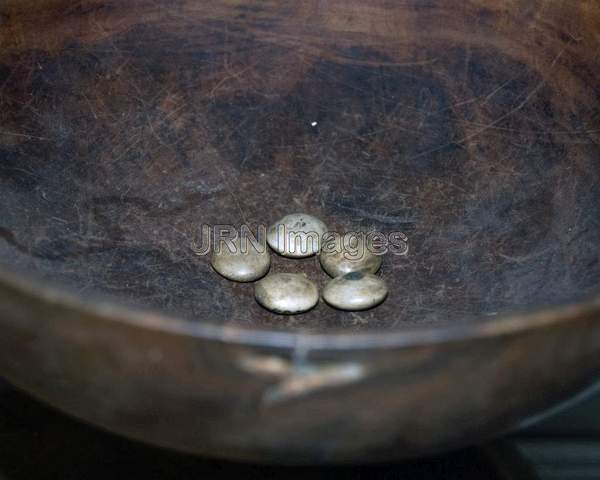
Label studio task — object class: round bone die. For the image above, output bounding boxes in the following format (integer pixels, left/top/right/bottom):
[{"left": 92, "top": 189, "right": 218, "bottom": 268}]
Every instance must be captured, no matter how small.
[
  {"left": 210, "top": 236, "right": 271, "bottom": 282},
  {"left": 319, "top": 233, "right": 383, "bottom": 277},
  {"left": 255, "top": 273, "right": 319, "bottom": 314},
  {"left": 267, "top": 213, "right": 328, "bottom": 258},
  {"left": 323, "top": 272, "right": 388, "bottom": 311}
]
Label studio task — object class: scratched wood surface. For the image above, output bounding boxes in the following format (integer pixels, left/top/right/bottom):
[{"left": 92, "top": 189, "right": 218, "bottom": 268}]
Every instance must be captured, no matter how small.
[{"left": 0, "top": 0, "right": 598, "bottom": 331}]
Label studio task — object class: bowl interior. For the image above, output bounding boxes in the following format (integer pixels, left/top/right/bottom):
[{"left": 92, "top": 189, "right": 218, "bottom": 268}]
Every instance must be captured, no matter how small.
[{"left": 0, "top": 0, "right": 598, "bottom": 332}]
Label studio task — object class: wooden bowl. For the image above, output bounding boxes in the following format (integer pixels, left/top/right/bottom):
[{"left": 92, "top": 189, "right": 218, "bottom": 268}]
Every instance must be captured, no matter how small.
[{"left": 0, "top": 0, "right": 599, "bottom": 463}]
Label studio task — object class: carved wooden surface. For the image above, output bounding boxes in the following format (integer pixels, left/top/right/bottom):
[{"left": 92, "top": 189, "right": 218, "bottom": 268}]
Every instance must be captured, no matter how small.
[{"left": 0, "top": 0, "right": 598, "bottom": 463}]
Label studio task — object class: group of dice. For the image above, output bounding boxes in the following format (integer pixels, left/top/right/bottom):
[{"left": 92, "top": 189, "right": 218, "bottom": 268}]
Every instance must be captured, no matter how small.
[{"left": 210, "top": 213, "right": 388, "bottom": 314}]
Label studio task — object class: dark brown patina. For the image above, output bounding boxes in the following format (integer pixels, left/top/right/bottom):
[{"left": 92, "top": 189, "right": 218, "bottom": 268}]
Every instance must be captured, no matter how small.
[{"left": 0, "top": 0, "right": 598, "bottom": 463}]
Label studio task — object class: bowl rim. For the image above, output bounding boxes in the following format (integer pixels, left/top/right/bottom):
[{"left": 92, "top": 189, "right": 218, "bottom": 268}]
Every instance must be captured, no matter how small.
[{"left": 1, "top": 265, "right": 599, "bottom": 351}]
